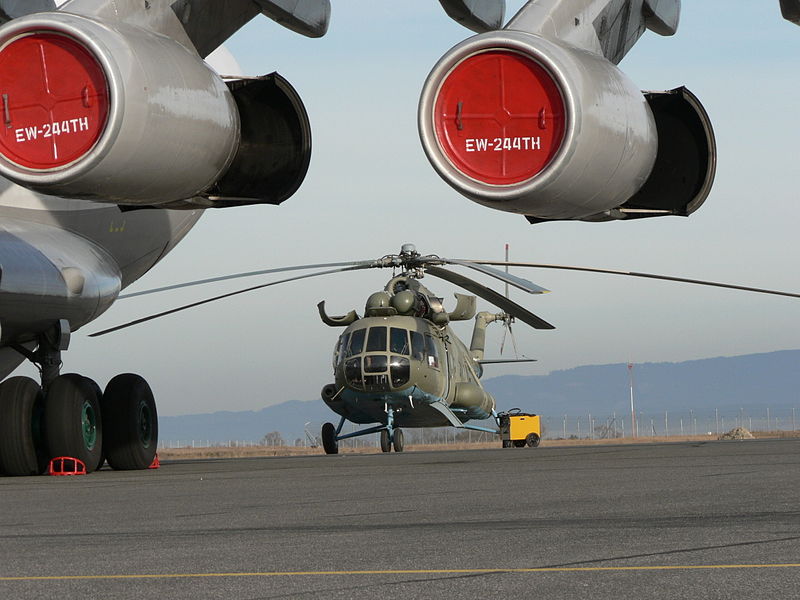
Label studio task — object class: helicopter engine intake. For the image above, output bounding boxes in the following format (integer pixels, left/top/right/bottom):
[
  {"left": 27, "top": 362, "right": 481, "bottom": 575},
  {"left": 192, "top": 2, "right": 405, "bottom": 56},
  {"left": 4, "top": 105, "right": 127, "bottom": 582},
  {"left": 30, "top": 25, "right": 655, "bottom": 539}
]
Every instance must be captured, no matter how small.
[
  {"left": 0, "top": 12, "right": 311, "bottom": 207},
  {"left": 418, "top": 30, "right": 716, "bottom": 223}
]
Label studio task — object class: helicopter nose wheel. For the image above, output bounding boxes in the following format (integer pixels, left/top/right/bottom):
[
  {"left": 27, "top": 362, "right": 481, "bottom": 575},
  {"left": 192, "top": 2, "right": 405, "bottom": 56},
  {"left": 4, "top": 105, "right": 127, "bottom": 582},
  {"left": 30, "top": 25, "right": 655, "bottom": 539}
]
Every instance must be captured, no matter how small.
[
  {"left": 392, "top": 428, "right": 404, "bottom": 452},
  {"left": 380, "top": 427, "right": 404, "bottom": 452},
  {"left": 380, "top": 429, "right": 391, "bottom": 452}
]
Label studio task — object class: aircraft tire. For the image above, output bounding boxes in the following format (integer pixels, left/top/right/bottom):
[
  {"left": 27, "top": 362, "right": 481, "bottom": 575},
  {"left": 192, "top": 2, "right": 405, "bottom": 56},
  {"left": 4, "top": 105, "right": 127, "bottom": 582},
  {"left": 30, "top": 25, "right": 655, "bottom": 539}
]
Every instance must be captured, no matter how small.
[
  {"left": 44, "top": 374, "right": 103, "bottom": 473},
  {"left": 101, "top": 374, "right": 158, "bottom": 470},
  {"left": 392, "top": 428, "right": 404, "bottom": 452},
  {"left": 525, "top": 433, "right": 540, "bottom": 448},
  {"left": 380, "top": 429, "right": 391, "bottom": 453},
  {"left": 321, "top": 422, "right": 338, "bottom": 455},
  {"left": 0, "top": 376, "right": 48, "bottom": 476}
]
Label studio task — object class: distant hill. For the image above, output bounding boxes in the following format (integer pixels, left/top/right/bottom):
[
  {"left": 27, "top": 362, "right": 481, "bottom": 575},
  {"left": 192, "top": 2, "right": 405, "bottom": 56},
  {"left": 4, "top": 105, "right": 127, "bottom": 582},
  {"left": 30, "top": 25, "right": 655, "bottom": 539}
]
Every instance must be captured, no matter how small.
[
  {"left": 485, "top": 349, "right": 800, "bottom": 415},
  {"left": 159, "top": 350, "right": 800, "bottom": 443}
]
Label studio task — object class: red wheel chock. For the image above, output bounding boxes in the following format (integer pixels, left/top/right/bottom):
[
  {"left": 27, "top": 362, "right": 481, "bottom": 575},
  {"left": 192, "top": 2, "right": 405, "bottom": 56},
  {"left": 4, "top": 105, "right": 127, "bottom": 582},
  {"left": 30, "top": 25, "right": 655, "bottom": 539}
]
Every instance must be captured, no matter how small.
[
  {"left": 148, "top": 454, "right": 160, "bottom": 469},
  {"left": 48, "top": 457, "right": 87, "bottom": 476}
]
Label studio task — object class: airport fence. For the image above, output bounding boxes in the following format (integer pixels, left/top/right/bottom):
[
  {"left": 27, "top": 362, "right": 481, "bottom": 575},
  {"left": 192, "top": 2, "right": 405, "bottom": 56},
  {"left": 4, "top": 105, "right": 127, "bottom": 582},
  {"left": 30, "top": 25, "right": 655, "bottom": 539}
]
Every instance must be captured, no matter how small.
[{"left": 158, "top": 407, "right": 800, "bottom": 449}]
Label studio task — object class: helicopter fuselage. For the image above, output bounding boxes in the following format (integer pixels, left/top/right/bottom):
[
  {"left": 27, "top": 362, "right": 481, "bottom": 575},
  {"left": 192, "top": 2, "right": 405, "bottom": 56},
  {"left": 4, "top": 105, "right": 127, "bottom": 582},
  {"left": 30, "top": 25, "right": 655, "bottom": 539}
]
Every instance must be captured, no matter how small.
[{"left": 323, "top": 315, "right": 495, "bottom": 429}]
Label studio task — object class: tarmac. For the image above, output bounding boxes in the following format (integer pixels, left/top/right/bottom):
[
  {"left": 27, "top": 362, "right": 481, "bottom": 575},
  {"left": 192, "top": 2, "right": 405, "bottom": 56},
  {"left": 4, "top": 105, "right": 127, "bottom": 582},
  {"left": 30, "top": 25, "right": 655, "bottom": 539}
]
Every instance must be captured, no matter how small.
[{"left": 1, "top": 438, "right": 799, "bottom": 599}]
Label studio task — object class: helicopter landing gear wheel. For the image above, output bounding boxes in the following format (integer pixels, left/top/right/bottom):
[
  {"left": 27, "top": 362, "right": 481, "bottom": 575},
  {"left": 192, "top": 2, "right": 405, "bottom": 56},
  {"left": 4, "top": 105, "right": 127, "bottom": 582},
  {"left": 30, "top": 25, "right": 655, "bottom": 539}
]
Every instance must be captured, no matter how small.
[
  {"left": 0, "top": 377, "right": 48, "bottom": 476},
  {"left": 101, "top": 374, "right": 158, "bottom": 470},
  {"left": 525, "top": 433, "right": 540, "bottom": 448},
  {"left": 44, "top": 374, "right": 103, "bottom": 473},
  {"left": 392, "top": 428, "right": 404, "bottom": 452},
  {"left": 380, "top": 429, "right": 391, "bottom": 453},
  {"left": 321, "top": 422, "right": 338, "bottom": 455}
]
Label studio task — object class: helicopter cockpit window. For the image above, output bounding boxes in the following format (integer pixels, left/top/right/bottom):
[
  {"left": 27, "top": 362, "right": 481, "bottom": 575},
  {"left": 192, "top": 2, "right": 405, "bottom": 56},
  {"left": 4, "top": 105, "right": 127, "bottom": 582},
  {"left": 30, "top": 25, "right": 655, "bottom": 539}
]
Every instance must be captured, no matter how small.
[
  {"left": 390, "top": 356, "right": 410, "bottom": 387},
  {"left": 390, "top": 328, "right": 409, "bottom": 355},
  {"left": 344, "top": 357, "right": 362, "bottom": 385},
  {"left": 347, "top": 328, "right": 365, "bottom": 357},
  {"left": 364, "top": 354, "right": 388, "bottom": 373},
  {"left": 366, "top": 327, "right": 387, "bottom": 352},
  {"left": 410, "top": 331, "right": 425, "bottom": 360},
  {"left": 425, "top": 334, "right": 440, "bottom": 369},
  {"left": 335, "top": 332, "right": 350, "bottom": 366}
]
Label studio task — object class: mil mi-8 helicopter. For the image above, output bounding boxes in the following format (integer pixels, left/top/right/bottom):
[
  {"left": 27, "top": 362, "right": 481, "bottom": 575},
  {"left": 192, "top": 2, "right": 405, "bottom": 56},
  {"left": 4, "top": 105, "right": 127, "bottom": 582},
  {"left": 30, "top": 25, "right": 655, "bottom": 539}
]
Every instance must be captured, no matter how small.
[{"left": 94, "top": 243, "right": 800, "bottom": 455}]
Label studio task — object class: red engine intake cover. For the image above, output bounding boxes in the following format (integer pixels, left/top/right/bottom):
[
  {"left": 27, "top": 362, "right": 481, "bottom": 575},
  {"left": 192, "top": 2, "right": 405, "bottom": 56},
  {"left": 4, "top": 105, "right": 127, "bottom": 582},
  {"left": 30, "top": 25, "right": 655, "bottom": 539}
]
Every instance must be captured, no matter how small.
[
  {"left": 433, "top": 49, "right": 565, "bottom": 186},
  {"left": 0, "top": 32, "right": 109, "bottom": 170}
]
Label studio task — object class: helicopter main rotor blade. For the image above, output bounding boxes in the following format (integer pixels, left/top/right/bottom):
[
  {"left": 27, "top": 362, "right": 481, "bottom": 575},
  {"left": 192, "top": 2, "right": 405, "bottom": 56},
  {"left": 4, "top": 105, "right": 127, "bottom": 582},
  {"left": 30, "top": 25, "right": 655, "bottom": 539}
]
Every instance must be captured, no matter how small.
[
  {"left": 467, "top": 261, "right": 800, "bottom": 299},
  {"left": 478, "top": 359, "right": 538, "bottom": 365},
  {"left": 438, "top": 258, "right": 550, "bottom": 295},
  {"left": 119, "top": 260, "right": 378, "bottom": 299},
  {"left": 426, "top": 266, "right": 555, "bottom": 330},
  {"left": 90, "top": 265, "right": 372, "bottom": 337}
]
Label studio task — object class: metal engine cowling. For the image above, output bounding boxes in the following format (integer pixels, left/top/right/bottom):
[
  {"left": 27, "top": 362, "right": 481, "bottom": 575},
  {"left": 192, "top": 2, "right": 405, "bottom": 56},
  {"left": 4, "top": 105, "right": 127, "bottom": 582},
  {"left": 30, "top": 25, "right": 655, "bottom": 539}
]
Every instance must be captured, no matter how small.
[
  {"left": 419, "top": 30, "right": 715, "bottom": 222},
  {"left": 0, "top": 12, "right": 240, "bottom": 204}
]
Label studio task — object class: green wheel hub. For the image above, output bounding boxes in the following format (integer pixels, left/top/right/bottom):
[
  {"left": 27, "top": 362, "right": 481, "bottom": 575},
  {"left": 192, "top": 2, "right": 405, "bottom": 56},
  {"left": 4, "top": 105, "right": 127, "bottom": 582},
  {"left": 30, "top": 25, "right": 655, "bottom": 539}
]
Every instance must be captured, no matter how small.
[{"left": 81, "top": 400, "right": 97, "bottom": 450}]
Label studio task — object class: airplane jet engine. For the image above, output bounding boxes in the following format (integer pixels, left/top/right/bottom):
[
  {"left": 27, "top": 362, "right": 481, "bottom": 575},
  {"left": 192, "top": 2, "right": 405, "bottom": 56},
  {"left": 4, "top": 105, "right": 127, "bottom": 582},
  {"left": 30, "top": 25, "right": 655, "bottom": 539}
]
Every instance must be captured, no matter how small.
[
  {"left": 418, "top": 30, "right": 716, "bottom": 223},
  {"left": 0, "top": 12, "right": 311, "bottom": 206}
]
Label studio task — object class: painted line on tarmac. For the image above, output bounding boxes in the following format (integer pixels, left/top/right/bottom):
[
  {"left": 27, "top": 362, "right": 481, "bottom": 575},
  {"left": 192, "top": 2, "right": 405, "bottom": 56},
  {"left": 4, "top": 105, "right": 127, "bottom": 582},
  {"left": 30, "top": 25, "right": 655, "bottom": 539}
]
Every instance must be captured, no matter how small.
[{"left": 2, "top": 564, "right": 800, "bottom": 581}]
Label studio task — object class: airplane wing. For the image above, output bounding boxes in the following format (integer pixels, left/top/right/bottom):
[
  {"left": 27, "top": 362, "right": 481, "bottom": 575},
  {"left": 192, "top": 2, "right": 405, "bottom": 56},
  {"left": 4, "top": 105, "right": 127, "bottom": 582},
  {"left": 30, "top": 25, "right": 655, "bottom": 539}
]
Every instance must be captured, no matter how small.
[
  {"left": 506, "top": 0, "right": 680, "bottom": 64},
  {"left": 60, "top": 0, "right": 330, "bottom": 57}
]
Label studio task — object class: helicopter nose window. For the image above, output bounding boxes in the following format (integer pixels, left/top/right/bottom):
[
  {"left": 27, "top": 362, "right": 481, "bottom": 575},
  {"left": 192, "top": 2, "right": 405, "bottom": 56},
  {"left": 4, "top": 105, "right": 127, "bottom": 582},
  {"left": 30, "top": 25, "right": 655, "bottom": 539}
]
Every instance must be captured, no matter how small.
[
  {"left": 390, "top": 356, "right": 410, "bottom": 386},
  {"left": 390, "top": 328, "right": 410, "bottom": 355},
  {"left": 366, "top": 327, "right": 387, "bottom": 352},
  {"left": 344, "top": 357, "right": 362, "bottom": 385},
  {"left": 410, "top": 331, "right": 425, "bottom": 360},
  {"left": 364, "top": 354, "right": 388, "bottom": 373},
  {"left": 347, "top": 328, "right": 365, "bottom": 357}
]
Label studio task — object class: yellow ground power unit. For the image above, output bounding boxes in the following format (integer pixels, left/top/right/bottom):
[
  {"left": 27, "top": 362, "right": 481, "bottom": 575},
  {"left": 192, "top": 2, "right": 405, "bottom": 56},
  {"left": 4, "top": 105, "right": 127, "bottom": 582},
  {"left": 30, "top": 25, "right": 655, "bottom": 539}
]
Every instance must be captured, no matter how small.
[{"left": 498, "top": 410, "right": 541, "bottom": 448}]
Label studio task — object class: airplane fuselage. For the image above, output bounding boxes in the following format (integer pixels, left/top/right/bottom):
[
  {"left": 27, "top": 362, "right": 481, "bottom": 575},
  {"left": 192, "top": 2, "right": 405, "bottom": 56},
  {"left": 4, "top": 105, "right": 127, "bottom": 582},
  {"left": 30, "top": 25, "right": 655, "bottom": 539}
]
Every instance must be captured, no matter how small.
[{"left": 0, "top": 178, "right": 201, "bottom": 377}]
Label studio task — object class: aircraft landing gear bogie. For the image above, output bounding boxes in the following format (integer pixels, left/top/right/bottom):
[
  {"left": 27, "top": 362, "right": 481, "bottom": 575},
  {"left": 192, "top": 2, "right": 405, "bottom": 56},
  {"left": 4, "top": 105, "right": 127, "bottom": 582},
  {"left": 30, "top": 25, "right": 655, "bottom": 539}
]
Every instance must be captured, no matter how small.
[{"left": 0, "top": 323, "right": 160, "bottom": 476}]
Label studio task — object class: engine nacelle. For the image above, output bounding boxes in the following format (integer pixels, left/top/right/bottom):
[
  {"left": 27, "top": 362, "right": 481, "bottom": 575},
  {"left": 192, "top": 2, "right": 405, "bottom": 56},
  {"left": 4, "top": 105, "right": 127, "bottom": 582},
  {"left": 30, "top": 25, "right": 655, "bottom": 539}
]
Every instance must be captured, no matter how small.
[
  {"left": 419, "top": 31, "right": 715, "bottom": 222},
  {"left": 0, "top": 12, "right": 311, "bottom": 206}
]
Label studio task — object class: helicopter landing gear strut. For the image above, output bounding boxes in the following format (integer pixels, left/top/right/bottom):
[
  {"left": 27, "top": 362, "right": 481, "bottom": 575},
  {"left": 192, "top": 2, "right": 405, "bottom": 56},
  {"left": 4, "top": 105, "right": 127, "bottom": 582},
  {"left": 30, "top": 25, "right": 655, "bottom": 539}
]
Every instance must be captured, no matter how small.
[
  {"left": 321, "top": 409, "right": 405, "bottom": 455},
  {"left": 0, "top": 320, "right": 158, "bottom": 476}
]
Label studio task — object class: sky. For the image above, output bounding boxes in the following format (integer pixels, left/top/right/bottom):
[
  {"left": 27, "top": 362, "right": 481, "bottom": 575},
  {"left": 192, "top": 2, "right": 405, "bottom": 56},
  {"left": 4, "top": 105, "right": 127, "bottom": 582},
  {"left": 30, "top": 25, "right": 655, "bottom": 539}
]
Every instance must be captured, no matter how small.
[{"left": 26, "top": 1, "right": 800, "bottom": 416}]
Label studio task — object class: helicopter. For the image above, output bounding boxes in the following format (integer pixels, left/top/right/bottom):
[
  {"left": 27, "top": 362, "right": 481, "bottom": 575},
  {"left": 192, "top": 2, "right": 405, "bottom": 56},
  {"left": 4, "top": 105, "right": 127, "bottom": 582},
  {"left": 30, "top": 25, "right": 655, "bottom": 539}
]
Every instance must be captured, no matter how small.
[
  {"left": 315, "top": 244, "right": 550, "bottom": 454},
  {"left": 92, "top": 242, "right": 800, "bottom": 455}
]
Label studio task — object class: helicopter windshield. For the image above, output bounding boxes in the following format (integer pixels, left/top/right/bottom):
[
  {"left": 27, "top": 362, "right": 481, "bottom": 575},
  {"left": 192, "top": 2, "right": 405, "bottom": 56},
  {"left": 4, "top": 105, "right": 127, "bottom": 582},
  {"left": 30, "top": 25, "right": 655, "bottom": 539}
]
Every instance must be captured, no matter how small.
[
  {"left": 347, "top": 328, "right": 365, "bottom": 357},
  {"left": 339, "top": 325, "right": 428, "bottom": 390},
  {"left": 390, "top": 328, "right": 409, "bottom": 354},
  {"left": 366, "top": 327, "right": 387, "bottom": 352}
]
